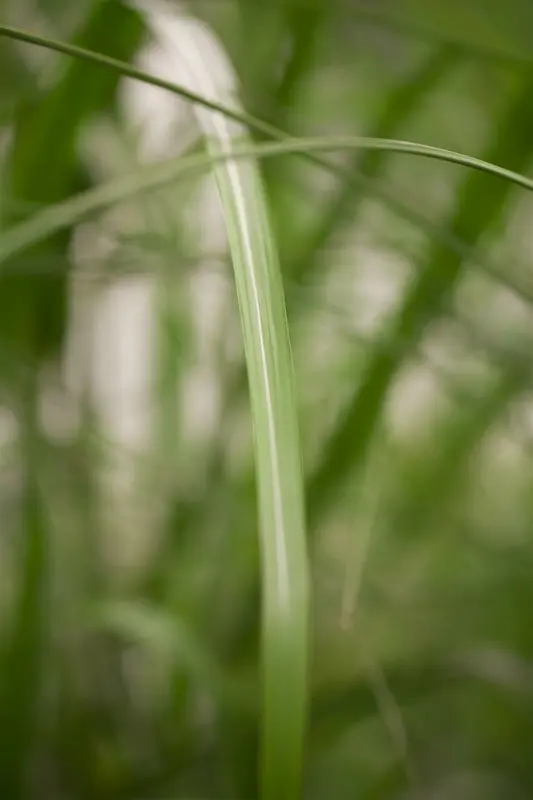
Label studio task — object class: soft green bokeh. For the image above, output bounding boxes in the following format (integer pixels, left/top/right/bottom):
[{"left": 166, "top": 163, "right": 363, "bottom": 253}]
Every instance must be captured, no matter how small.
[{"left": 0, "top": 0, "right": 532, "bottom": 798}]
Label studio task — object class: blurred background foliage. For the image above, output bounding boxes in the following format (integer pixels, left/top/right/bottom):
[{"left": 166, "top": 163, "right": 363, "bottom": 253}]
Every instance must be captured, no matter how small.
[{"left": 0, "top": 0, "right": 533, "bottom": 798}]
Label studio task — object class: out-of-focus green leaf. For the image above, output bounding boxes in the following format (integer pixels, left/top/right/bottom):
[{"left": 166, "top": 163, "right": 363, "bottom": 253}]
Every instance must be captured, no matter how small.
[
  {"left": 0, "top": 388, "right": 48, "bottom": 799},
  {"left": 235, "top": 0, "right": 286, "bottom": 119},
  {"left": 0, "top": 0, "right": 144, "bottom": 372},
  {"left": 275, "top": 0, "right": 329, "bottom": 116},
  {"left": 310, "top": 662, "right": 450, "bottom": 748},
  {"left": 0, "top": 2, "right": 532, "bottom": 797},
  {"left": 399, "top": 0, "right": 533, "bottom": 59},
  {"left": 0, "top": 37, "right": 34, "bottom": 125},
  {"left": 307, "top": 72, "right": 533, "bottom": 532},
  {"left": 287, "top": 46, "right": 456, "bottom": 292},
  {"left": 391, "top": 367, "right": 527, "bottom": 542},
  {"left": 351, "top": 3, "right": 533, "bottom": 67}
]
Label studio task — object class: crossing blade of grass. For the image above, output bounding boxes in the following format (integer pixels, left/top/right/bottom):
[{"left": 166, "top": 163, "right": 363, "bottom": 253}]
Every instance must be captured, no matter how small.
[
  {"left": 130, "top": 4, "right": 310, "bottom": 799},
  {"left": 1, "top": 136, "right": 533, "bottom": 270},
  {"left": 1, "top": 129, "right": 531, "bottom": 611},
  {"left": 0, "top": 127, "right": 532, "bottom": 632},
  {"left": 0, "top": 1, "right": 144, "bottom": 371},
  {"left": 0, "top": 109, "right": 530, "bottom": 691},
  {"left": 307, "top": 73, "right": 533, "bottom": 532},
  {"left": 2, "top": 22, "right": 530, "bottom": 305}
]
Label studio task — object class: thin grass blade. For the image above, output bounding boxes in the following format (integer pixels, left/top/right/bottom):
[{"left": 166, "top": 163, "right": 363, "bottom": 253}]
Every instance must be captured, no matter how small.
[
  {"left": 0, "top": 385, "right": 47, "bottom": 799},
  {"left": 127, "top": 5, "right": 310, "bottom": 799},
  {"left": 1, "top": 135, "right": 533, "bottom": 271},
  {"left": 2, "top": 21, "right": 529, "bottom": 299}
]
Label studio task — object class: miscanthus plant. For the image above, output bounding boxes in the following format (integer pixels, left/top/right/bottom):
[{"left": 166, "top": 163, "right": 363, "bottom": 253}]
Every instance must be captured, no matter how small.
[{"left": 0, "top": 1, "right": 532, "bottom": 799}]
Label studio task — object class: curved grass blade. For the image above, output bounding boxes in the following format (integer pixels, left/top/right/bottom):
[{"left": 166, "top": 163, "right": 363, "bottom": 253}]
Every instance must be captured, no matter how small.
[
  {"left": 1, "top": 135, "right": 533, "bottom": 271},
  {"left": 129, "top": 6, "right": 310, "bottom": 799},
  {"left": 1, "top": 21, "right": 529, "bottom": 299},
  {"left": 307, "top": 73, "right": 533, "bottom": 531}
]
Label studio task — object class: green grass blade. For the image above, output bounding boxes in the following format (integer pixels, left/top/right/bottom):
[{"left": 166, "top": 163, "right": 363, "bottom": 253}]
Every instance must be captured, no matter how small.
[
  {"left": 131, "top": 5, "right": 310, "bottom": 799},
  {"left": 0, "top": 386, "right": 47, "bottom": 799},
  {"left": 307, "top": 73, "right": 533, "bottom": 531},
  {"left": 1, "top": 135, "right": 532, "bottom": 270},
  {"left": 1, "top": 21, "right": 528, "bottom": 294}
]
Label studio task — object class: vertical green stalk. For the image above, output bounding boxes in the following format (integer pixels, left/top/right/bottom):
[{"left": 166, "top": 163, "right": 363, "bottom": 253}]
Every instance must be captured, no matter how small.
[
  {"left": 131, "top": 4, "right": 310, "bottom": 799},
  {"left": 0, "top": 377, "right": 47, "bottom": 800}
]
